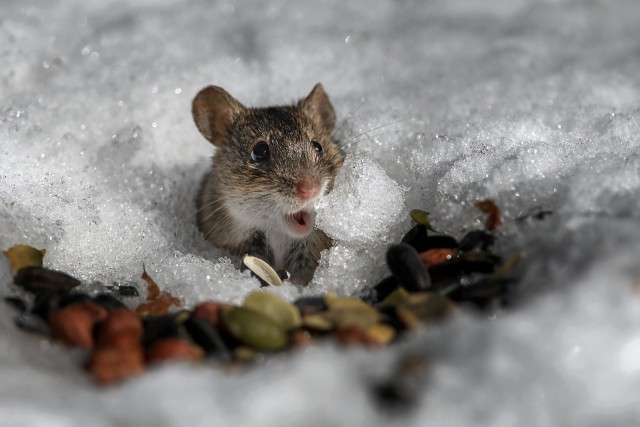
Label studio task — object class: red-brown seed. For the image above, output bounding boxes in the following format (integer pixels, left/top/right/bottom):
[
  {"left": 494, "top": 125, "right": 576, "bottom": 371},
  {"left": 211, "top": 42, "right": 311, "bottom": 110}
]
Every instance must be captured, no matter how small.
[
  {"left": 96, "top": 308, "right": 143, "bottom": 349},
  {"left": 336, "top": 326, "right": 377, "bottom": 347},
  {"left": 420, "top": 249, "right": 457, "bottom": 267},
  {"left": 290, "top": 330, "right": 313, "bottom": 348},
  {"left": 146, "top": 338, "right": 205, "bottom": 364},
  {"left": 88, "top": 346, "right": 145, "bottom": 385},
  {"left": 192, "top": 301, "right": 232, "bottom": 327},
  {"left": 49, "top": 302, "right": 109, "bottom": 349}
]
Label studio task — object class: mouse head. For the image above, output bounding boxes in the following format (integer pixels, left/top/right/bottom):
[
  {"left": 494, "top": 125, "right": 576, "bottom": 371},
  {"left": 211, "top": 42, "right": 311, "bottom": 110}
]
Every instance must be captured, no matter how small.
[{"left": 192, "top": 84, "right": 344, "bottom": 238}]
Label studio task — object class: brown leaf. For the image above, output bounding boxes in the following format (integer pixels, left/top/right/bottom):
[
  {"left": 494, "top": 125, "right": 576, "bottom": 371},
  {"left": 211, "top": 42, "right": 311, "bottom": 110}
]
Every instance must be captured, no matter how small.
[
  {"left": 474, "top": 199, "right": 502, "bottom": 231},
  {"left": 4, "top": 244, "right": 46, "bottom": 272},
  {"left": 136, "top": 265, "right": 182, "bottom": 316},
  {"left": 88, "top": 346, "right": 145, "bottom": 385}
]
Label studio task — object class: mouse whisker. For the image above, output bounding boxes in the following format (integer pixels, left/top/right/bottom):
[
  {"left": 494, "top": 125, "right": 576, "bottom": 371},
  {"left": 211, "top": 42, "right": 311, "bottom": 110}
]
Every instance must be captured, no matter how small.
[
  {"left": 192, "top": 196, "right": 227, "bottom": 218},
  {"left": 332, "top": 99, "right": 366, "bottom": 140},
  {"left": 341, "top": 118, "right": 412, "bottom": 152}
]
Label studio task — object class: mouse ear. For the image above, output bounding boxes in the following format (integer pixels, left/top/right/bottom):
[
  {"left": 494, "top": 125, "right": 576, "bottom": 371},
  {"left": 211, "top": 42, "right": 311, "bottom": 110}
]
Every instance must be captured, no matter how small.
[
  {"left": 192, "top": 86, "right": 245, "bottom": 146},
  {"left": 299, "top": 83, "right": 336, "bottom": 134}
]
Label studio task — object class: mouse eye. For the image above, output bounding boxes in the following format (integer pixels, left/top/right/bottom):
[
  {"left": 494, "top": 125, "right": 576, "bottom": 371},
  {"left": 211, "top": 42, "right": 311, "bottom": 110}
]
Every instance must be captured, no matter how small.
[
  {"left": 311, "top": 141, "right": 323, "bottom": 155},
  {"left": 251, "top": 141, "right": 270, "bottom": 162}
]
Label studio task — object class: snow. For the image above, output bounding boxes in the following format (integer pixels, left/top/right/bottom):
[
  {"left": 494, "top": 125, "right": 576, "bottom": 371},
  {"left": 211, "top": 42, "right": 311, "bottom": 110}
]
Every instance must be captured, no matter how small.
[{"left": 1, "top": 0, "right": 640, "bottom": 425}]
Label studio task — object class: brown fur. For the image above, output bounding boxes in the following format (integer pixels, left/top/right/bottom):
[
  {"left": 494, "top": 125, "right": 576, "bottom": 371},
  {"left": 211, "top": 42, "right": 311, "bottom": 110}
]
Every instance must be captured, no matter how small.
[{"left": 193, "top": 84, "right": 344, "bottom": 285}]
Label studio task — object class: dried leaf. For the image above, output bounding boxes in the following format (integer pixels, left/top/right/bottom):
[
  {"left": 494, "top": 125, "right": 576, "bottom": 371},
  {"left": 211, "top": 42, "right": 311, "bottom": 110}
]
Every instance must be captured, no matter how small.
[
  {"left": 136, "top": 265, "right": 182, "bottom": 316},
  {"left": 4, "top": 244, "right": 46, "bottom": 271},
  {"left": 474, "top": 199, "right": 502, "bottom": 230},
  {"left": 409, "top": 209, "right": 435, "bottom": 231}
]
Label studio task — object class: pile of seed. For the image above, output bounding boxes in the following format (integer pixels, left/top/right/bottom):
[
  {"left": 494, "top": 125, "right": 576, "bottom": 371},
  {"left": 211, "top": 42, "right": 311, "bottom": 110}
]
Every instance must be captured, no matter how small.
[{"left": 2, "top": 207, "right": 519, "bottom": 386}]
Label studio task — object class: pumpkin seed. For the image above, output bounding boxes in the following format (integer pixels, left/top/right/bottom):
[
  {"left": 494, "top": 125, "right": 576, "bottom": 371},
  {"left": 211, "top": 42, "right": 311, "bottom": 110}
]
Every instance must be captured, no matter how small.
[
  {"left": 377, "top": 288, "right": 410, "bottom": 307},
  {"left": 242, "top": 255, "right": 283, "bottom": 287},
  {"left": 302, "top": 313, "right": 333, "bottom": 331},
  {"left": 366, "top": 323, "right": 396, "bottom": 345},
  {"left": 325, "top": 295, "right": 381, "bottom": 329},
  {"left": 243, "top": 291, "right": 301, "bottom": 331},
  {"left": 396, "top": 293, "right": 455, "bottom": 328},
  {"left": 222, "top": 307, "right": 288, "bottom": 351}
]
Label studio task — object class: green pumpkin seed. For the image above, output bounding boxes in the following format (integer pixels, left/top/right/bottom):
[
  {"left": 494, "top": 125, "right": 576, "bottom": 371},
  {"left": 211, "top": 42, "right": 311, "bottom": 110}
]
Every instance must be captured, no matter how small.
[
  {"left": 396, "top": 293, "right": 455, "bottom": 329},
  {"left": 222, "top": 307, "right": 288, "bottom": 351},
  {"left": 243, "top": 291, "right": 301, "bottom": 331},
  {"left": 302, "top": 313, "right": 333, "bottom": 331},
  {"left": 325, "top": 295, "right": 381, "bottom": 329}
]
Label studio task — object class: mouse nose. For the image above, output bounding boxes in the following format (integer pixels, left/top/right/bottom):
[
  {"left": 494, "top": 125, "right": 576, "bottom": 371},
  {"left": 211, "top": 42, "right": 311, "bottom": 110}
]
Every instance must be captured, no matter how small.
[{"left": 296, "top": 177, "right": 320, "bottom": 200}]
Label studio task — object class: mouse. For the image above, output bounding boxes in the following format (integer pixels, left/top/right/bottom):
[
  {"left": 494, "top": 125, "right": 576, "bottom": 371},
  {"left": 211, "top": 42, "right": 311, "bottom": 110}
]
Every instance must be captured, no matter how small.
[{"left": 192, "top": 83, "right": 344, "bottom": 285}]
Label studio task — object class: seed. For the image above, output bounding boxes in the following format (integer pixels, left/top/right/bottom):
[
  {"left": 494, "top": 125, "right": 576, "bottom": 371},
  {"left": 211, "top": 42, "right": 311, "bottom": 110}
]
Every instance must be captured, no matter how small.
[
  {"left": 3, "top": 296, "right": 27, "bottom": 313},
  {"left": 88, "top": 346, "right": 144, "bottom": 385},
  {"left": 458, "top": 230, "right": 495, "bottom": 251},
  {"left": 141, "top": 315, "right": 182, "bottom": 349},
  {"left": 460, "top": 251, "right": 501, "bottom": 274},
  {"left": 336, "top": 326, "right": 374, "bottom": 346},
  {"left": 419, "top": 249, "right": 458, "bottom": 268},
  {"left": 424, "top": 234, "right": 458, "bottom": 250},
  {"left": 290, "top": 330, "right": 312, "bottom": 348},
  {"left": 146, "top": 338, "right": 205, "bottom": 364},
  {"left": 401, "top": 224, "right": 430, "bottom": 252},
  {"left": 222, "top": 307, "right": 288, "bottom": 351},
  {"left": 192, "top": 301, "right": 231, "bottom": 328},
  {"left": 395, "top": 293, "right": 455, "bottom": 329},
  {"left": 366, "top": 324, "right": 396, "bottom": 345},
  {"left": 31, "top": 290, "right": 68, "bottom": 319},
  {"left": 302, "top": 313, "right": 333, "bottom": 331},
  {"left": 96, "top": 308, "right": 143, "bottom": 348},
  {"left": 49, "top": 302, "right": 109, "bottom": 348},
  {"left": 372, "top": 276, "right": 401, "bottom": 303},
  {"left": 243, "top": 291, "right": 302, "bottom": 331},
  {"left": 242, "top": 255, "right": 283, "bottom": 287},
  {"left": 233, "top": 346, "right": 259, "bottom": 363},
  {"left": 325, "top": 295, "right": 382, "bottom": 330},
  {"left": 293, "top": 296, "right": 327, "bottom": 315},
  {"left": 106, "top": 284, "right": 140, "bottom": 297},
  {"left": 377, "top": 288, "right": 410, "bottom": 307},
  {"left": 183, "top": 316, "right": 231, "bottom": 360},
  {"left": 14, "top": 266, "right": 81, "bottom": 294},
  {"left": 386, "top": 244, "right": 431, "bottom": 292}
]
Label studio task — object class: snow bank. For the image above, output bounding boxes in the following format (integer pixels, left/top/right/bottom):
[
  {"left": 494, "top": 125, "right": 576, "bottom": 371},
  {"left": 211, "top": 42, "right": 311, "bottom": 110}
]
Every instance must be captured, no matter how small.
[{"left": 1, "top": 0, "right": 640, "bottom": 425}]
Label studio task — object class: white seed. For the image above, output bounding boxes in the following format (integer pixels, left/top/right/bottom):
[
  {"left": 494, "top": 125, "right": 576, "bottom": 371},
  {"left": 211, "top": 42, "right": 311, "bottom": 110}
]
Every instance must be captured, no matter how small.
[{"left": 242, "top": 255, "right": 283, "bottom": 287}]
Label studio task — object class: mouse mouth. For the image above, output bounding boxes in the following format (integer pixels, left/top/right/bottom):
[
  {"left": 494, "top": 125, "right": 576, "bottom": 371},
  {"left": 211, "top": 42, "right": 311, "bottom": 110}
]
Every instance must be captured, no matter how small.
[{"left": 285, "top": 209, "right": 314, "bottom": 237}]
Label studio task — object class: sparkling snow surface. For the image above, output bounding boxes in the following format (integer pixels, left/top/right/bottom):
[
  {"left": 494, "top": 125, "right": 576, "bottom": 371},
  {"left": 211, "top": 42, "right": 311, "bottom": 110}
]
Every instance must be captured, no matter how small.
[{"left": 2, "top": 0, "right": 640, "bottom": 425}]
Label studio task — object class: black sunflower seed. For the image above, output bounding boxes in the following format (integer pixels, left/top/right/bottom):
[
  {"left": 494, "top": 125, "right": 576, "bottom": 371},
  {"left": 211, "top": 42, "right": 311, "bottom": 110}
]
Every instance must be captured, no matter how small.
[
  {"left": 14, "top": 267, "right": 81, "bottom": 294},
  {"left": 386, "top": 243, "right": 431, "bottom": 292}
]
